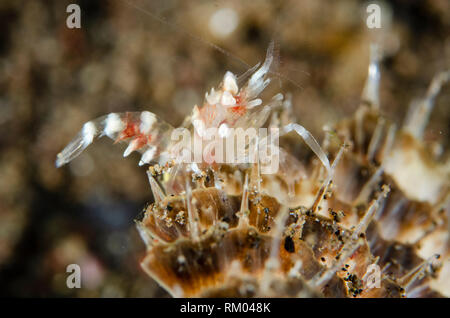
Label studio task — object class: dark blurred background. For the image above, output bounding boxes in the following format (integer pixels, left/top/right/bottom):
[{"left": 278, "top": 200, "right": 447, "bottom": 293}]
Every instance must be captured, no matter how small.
[{"left": 0, "top": 0, "right": 448, "bottom": 297}]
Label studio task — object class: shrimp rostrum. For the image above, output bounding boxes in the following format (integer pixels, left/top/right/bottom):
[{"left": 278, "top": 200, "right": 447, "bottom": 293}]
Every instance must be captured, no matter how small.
[{"left": 56, "top": 43, "right": 332, "bottom": 192}]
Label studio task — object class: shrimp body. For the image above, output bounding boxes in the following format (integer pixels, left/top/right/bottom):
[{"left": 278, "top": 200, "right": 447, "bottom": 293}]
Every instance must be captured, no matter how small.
[{"left": 56, "top": 43, "right": 331, "bottom": 181}]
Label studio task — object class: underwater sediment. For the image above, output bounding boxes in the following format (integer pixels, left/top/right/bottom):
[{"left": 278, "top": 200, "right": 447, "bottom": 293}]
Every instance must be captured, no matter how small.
[{"left": 57, "top": 45, "right": 449, "bottom": 297}]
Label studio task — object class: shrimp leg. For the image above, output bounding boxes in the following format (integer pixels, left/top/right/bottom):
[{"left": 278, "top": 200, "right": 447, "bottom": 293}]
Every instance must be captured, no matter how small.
[{"left": 56, "top": 111, "right": 174, "bottom": 168}]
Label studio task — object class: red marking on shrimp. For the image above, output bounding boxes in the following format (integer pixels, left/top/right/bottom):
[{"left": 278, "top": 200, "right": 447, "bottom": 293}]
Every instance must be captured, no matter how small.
[
  {"left": 113, "top": 114, "right": 153, "bottom": 153},
  {"left": 135, "top": 134, "right": 152, "bottom": 151},
  {"left": 229, "top": 105, "right": 247, "bottom": 116},
  {"left": 228, "top": 95, "right": 247, "bottom": 116},
  {"left": 115, "top": 113, "right": 139, "bottom": 143},
  {"left": 115, "top": 113, "right": 140, "bottom": 143}
]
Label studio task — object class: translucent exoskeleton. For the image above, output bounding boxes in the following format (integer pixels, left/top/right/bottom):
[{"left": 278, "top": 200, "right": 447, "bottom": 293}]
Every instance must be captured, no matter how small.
[{"left": 56, "top": 43, "right": 332, "bottom": 190}]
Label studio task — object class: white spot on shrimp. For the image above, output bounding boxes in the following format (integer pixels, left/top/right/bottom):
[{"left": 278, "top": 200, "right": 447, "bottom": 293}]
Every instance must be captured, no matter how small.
[
  {"left": 221, "top": 91, "right": 236, "bottom": 106},
  {"left": 205, "top": 88, "right": 221, "bottom": 105},
  {"left": 123, "top": 138, "right": 140, "bottom": 157},
  {"left": 139, "top": 146, "right": 156, "bottom": 166},
  {"left": 82, "top": 121, "right": 96, "bottom": 147},
  {"left": 223, "top": 71, "right": 239, "bottom": 95},
  {"left": 139, "top": 111, "right": 156, "bottom": 135},
  {"left": 104, "top": 113, "right": 124, "bottom": 138}
]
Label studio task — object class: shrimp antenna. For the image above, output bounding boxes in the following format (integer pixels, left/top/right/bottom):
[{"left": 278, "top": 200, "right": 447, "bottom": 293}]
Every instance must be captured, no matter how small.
[
  {"left": 118, "top": 0, "right": 305, "bottom": 91},
  {"left": 118, "top": 0, "right": 251, "bottom": 70}
]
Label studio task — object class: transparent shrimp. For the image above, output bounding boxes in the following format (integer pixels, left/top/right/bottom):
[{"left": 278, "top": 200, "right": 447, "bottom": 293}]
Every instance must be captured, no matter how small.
[{"left": 56, "top": 43, "right": 331, "bottom": 181}]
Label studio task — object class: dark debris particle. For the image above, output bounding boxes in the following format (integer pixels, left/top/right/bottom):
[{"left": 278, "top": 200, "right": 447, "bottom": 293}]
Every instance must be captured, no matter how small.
[{"left": 284, "top": 236, "right": 295, "bottom": 253}]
